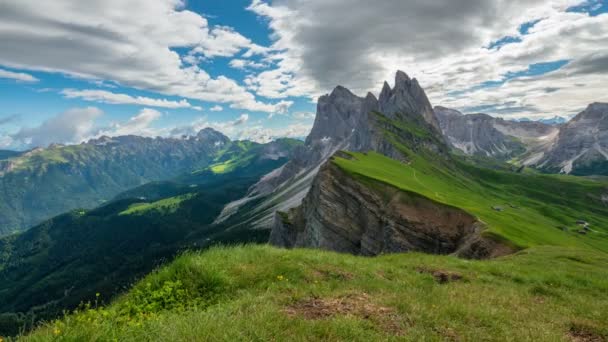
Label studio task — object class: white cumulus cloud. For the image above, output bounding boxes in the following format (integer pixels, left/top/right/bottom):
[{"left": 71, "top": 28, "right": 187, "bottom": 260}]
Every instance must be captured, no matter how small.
[
  {"left": 0, "top": 0, "right": 289, "bottom": 114},
  {"left": 98, "top": 108, "right": 163, "bottom": 137},
  {"left": 61, "top": 89, "right": 202, "bottom": 110},
  {"left": 246, "top": 0, "right": 607, "bottom": 117},
  {"left": 0, "top": 68, "right": 38, "bottom": 82},
  {"left": 12, "top": 107, "right": 103, "bottom": 148}
]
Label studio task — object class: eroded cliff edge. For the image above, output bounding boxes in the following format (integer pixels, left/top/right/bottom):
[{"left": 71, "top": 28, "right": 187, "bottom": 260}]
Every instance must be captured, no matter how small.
[{"left": 270, "top": 152, "right": 513, "bottom": 259}]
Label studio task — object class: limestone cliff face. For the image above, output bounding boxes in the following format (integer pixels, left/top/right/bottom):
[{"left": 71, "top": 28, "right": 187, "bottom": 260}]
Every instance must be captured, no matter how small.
[{"left": 270, "top": 154, "right": 510, "bottom": 259}]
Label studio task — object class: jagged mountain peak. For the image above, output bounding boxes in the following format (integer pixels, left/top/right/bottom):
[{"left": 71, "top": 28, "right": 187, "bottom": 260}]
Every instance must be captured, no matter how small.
[
  {"left": 196, "top": 127, "right": 230, "bottom": 146},
  {"left": 395, "top": 69, "right": 411, "bottom": 83},
  {"left": 379, "top": 81, "right": 392, "bottom": 100},
  {"left": 307, "top": 70, "right": 442, "bottom": 147},
  {"left": 574, "top": 102, "right": 608, "bottom": 121},
  {"left": 588, "top": 102, "right": 608, "bottom": 109},
  {"left": 328, "top": 85, "right": 358, "bottom": 98},
  {"left": 197, "top": 127, "right": 226, "bottom": 138},
  {"left": 379, "top": 71, "right": 440, "bottom": 130},
  {"left": 365, "top": 91, "right": 377, "bottom": 101}
]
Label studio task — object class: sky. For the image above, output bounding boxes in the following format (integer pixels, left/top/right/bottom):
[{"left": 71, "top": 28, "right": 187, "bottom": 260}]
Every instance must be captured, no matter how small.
[{"left": 0, "top": 0, "right": 606, "bottom": 150}]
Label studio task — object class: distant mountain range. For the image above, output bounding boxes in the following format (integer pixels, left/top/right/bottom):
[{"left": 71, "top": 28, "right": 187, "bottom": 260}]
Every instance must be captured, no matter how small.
[
  {"left": 532, "top": 103, "right": 608, "bottom": 175},
  {"left": 434, "top": 107, "right": 558, "bottom": 161},
  {"left": 0, "top": 129, "right": 300, "bottom": 236},
  {"left": 511, "top": 116, "right": 569, "bottom": 125},
  {"left": 436, "top": 104, "right": 608, "bottom": 175}
]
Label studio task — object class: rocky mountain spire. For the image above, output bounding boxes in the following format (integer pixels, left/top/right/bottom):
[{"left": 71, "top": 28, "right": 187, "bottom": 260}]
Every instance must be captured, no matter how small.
[
  {"left": 305, "top": 85, "right": 374, "bottom": 146},
  {"left": 378, "top": 70, "right": 440, "bottom": 130}
]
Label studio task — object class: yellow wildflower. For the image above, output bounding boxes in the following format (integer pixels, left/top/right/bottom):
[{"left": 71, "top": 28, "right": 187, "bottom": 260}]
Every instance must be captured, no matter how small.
[
  {"left": 277, "top": 275, "right": 284, "bottom": 281},
  {"left": 53, "top": 328, "right": 61, "bottom": 335}
]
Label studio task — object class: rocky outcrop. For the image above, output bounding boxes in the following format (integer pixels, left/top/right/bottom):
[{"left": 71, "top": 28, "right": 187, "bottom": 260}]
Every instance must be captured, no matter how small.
[
  {"left": 534, "top": 103, "right": 608, "bottom": 175},
  {"left": 270, "top": 154, "right": 510, "bottom": 259},
  {"left": 435, "top": 106, "right": 559, "bottom": 160},
  {"left": 215, "top": 71, "right": 445, "bottom": 229}
]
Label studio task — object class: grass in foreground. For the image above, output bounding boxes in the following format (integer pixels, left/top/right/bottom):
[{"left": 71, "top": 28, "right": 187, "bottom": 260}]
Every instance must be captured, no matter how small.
[
  {"left": 333, "top": 152, "right": 608, "bottom": 253},
  {"left": 19, "top": 244, "right": 608, "bottom": 341}
]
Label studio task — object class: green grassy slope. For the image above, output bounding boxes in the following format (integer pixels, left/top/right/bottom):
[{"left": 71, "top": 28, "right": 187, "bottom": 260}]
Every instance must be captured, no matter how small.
[
  {"left": 333, "top": 152, "right": 608, "bottom": 253},
  {"left": 21, "top": 245, "right": 608, "bottom": 341},
  {"left": 189, "top": 138, "right": 302, "bottom": 180},
  {"left": 119, "top": 194, "right": 196, "bottom": 216}
]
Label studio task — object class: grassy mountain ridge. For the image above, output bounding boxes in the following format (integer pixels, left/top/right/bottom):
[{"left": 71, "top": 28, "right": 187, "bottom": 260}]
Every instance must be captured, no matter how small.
[
  {"left": 333, "top": 152, "right": 608, "bottom": 252},
  {"left": 334, "top": 110, "right": 608, "bottom": 252}
]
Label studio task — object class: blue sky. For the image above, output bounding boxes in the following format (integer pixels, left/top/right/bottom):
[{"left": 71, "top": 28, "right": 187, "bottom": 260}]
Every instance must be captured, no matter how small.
[
  {"left": 0, "top": 0, "right": 607, "bottom": 149},
  {"left": 0, "top": 0, "right": 317, "bottom": 149}
]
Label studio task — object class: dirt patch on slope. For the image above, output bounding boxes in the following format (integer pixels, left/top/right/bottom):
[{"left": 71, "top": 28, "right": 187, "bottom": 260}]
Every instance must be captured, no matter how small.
[
  {"left": 309, "top": 268, "right": 354, "bottom": 282},
  {"left": 416, "top": 267, "right": 463, "bottom": 284},
  {"left": 568, "top": 321, "right": 607, "bottom": 342},
  {"left": 284, "top": 293, "right": 404, "bottom": 334}
]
